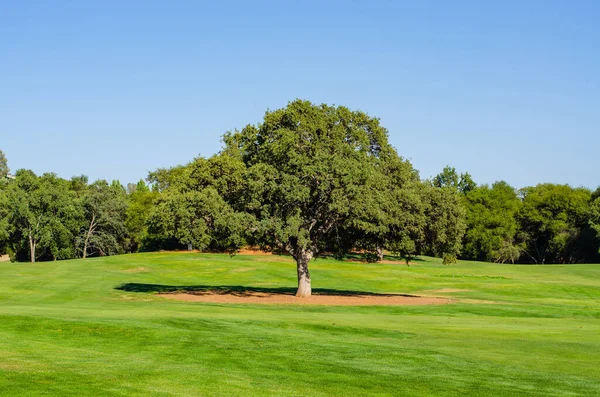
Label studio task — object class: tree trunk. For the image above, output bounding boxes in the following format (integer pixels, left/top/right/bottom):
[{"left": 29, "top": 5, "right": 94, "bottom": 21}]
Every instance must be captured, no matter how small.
[
  {"left": 83, "top": 213, "right": 95, "bottom": 259},
  {"left": 28, "top": 233, "right": 35, "bottom": 263},
  {"left": 295, "top": 250, "right": 312, "bottom": 298},
  {"left": 83, "top": 237, "right": 89, "bottom": 259},
  {"left": 376, "top": 245, "right": 384, "bottom": 261}
]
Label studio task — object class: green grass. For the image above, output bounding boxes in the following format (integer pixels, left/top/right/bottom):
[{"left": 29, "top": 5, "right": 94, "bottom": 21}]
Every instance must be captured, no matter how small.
[{"left": 1, "top": 252, "right": 599, "bottom": 396}]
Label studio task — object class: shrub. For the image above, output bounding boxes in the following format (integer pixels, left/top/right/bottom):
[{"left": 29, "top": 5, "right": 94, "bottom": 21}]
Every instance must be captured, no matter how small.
[{"left": 442, "top": 253, "right": 457, "bottom": 265}]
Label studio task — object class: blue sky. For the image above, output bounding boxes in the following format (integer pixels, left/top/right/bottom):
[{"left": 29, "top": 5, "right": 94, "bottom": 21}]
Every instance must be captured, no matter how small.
[{"left": 1, "top": 0, "right": 599, "bottom": 188}]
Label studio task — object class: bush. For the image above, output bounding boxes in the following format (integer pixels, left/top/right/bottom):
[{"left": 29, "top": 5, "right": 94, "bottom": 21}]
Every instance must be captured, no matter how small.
[{"left": 442, "top": 253, "right": 457, "bottom": 265}]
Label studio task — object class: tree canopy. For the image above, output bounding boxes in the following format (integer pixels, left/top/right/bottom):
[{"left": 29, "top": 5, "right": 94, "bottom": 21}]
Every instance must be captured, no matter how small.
[
  {"left": 517, "top": 184, "right": 595, "bottom": 264},
  {"left": 0, "top": 150, "right": 8, "bottom": 179},
  {"left": 462, "top": 182, "right": 522, "bottom": 263},
  {"left": 1, "top": 102, "right": 600, "bottom": 279},
  {"left": 221, "top": 100, "right": 426, "bottom": 296}
]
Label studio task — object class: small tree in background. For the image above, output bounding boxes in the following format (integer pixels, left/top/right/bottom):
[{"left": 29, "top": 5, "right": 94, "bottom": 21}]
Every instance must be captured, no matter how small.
[
  {"left": 3, "top": 171, "right": 80, "bottom": 262},
  {"left": 462, "top": 181, "right": 523, "bottom": 263},
  {"left": 79, "top": 180, "right": 127, "bottom": 258},
  {"left": 125, "top": 180, "right": 157, "bottom": 252},
  {"left": 420, "top": 184, "right": 467, "bottom": 260},
  {"left": 433, "top": 166, "right": 476, "bottom": 195},
  {"left": 147, "top": 187, "right": 249, "bottom": 253},
  {"left": 518, "top": 184, "right": 591, "bottom": 264},
  {"left": 589, "top": 197, "right": 600, "bottom": 254},
  {"left": 0, "top": 150, "right": 8, "bottom": 179},
  {"left": 442, "top": 253, "right": 458, "bottom": 265}
]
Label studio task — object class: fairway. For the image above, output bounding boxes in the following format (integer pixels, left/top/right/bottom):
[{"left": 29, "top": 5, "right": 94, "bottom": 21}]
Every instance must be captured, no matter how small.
[{"left": 1, "top": 253, "right": 599, "bottom": 396}]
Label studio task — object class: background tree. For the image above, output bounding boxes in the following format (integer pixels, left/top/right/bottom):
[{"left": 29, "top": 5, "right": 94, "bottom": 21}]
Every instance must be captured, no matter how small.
[
  {"left": 0, "top": 187, "right": 9, "bottom": 255},
  {"left": 125, "top": 180, "right": 157, "bottom": 252},
  {"left": 462, "top": 181, "right": 523, "bottom": 263},
  {"left": 147, "top": 187, "right": 249, "bottom": 252},
  {"left": 79, "top": 180, "right": 127, "bottom": 258},
  {"left": 587, "top": 197, "right": 600, "bottom": 255},
  {"left": 433, "top": 166, "right": 476, "bottom": 194},
  {"left": 518, "top": 184, "right": 592, "bottom": 264},
  {"left": 433, "top": 166, "right": 459, "bottom": 189},
  {"left": 420, "top": 184, "right": 467, "bottom": 261},
  {"left": 147, "top": 165, "right": 191, "bottom": 192},
  {"left": 458, "top": 172, "right": 477, "bottom": 195},
  {"left": 3, "top": 170, "right": 80, "bottom": 262},
  {"left": 343, "top": 160, "right": 424, "bottom": 262},
  {"left": 0, "top": 150, "right": 9, "bottom": 179}
]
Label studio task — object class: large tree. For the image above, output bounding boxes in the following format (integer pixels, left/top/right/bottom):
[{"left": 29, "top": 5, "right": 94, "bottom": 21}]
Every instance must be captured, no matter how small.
[
  {"left": 223, "top": 100, "right": 418, "bottom": 297},
  {"left": 518, "top": 184, "right": 591, "bottom": 264}
]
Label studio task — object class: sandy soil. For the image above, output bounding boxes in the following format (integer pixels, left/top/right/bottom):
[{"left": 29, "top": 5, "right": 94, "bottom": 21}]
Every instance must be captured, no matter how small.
[
  {"left": 0, "top": 255, "right": 10, "bottom": 262},
  {"left": 159, "top": 291, "right": 451, "bottom": 306}
]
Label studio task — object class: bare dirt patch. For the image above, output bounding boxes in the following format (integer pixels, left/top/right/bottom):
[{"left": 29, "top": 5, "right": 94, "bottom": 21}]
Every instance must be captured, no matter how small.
[
  {"left": 0, "top": 255, "right": 10, "bottom": 262},
  {"left": 158, "top": 291, "right": 451, "bottom": 306}
]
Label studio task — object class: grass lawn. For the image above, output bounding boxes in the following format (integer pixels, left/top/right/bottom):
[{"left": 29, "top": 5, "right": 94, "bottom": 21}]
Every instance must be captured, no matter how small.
[{"left": 1, "top": 252, "right": 599, "bottom": 396}]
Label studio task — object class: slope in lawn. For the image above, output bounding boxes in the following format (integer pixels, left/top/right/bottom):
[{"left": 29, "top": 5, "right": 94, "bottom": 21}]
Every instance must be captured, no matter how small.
[{"left": 0, "top": 252, "right": 599, "bottom": 396}]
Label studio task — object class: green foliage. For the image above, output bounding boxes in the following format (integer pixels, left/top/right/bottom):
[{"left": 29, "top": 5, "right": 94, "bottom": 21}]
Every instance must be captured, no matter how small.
[
  {"left": 421, "top": 185, "right": 467, "bottom": 258},
  {"left": 147, "top": 186, "right": 250, "bottom": 253},
  {"left": 442, "top": 252, "right": 457, "bottom": 265},
  {"left": 0, "top": 187, "right": 9, "bottom": 254},
  {"left": 2, "top": 102, "right": 600, "bottom": 265},
  {"left": 78, "top": 180, "right": 128, "bottom": 258},
  {"left": 125, "top": 180, "right": 157, "bottom": 252},
  {"left": 458, "top": 172, "right": 477, "bottom": 194},
  {"left": 433, "top": 166, "right": 459, "bottom": 189},
  {"left": 0, "top": 149, "right": 8, "bottom": 178},
  {"left": 224, "top": 99, "right": 425, "bottom": 266},
  {"left": 147, "top": 165, "right": 191, "bottom": 192},
  {"left": 589, "top": 197, "right": 600, "bottom": 253},
  {"left": 518, "top": 184, "right": 593, "bottom": 264},
  {"left": 1, "top": 170, "right": 81, "bottom": 262},
  {"left": 0, "top": 171, "right": 133, "bottom": 262},
  {"left": 434, "top": 166, "right": 476, "bottom": 195},
  {"left": 463, "top": 181, "right": 523, "bottom": 263}
]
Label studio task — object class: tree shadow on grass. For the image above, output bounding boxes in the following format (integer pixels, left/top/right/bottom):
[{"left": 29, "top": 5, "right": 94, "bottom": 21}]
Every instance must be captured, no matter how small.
[{"left": 115, "top": 283, "right": 417, "bottom": 298}]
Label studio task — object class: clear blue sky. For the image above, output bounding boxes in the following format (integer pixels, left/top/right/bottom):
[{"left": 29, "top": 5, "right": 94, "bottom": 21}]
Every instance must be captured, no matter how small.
[{"left": 2, "top": 0, "right": 599, "bottom": 189}]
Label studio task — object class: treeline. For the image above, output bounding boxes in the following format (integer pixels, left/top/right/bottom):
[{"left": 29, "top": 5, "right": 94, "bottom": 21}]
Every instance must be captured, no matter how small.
[
  {"left": 1, "top": 100, "right": 600, "bottom": 265},
  {"left": 434, "top": 166, "right": 600, "bottom": 264},
  {"left": 0, "top": 170, "right": 153, "bottom": 262}
]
